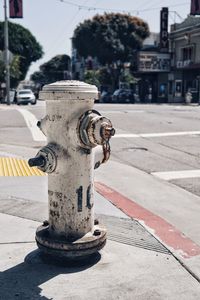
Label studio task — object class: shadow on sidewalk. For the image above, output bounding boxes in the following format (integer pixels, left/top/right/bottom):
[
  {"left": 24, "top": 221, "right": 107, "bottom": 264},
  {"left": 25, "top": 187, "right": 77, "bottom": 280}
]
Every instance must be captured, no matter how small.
[{"left": 0, "top": 249, "right": 101, "bottom": 299}]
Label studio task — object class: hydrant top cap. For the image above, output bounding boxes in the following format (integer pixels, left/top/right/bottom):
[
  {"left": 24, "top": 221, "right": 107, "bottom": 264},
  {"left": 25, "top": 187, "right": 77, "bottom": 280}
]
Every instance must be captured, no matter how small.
[{"left": 40, "top": 80, "right": 98, "bottom": 101}]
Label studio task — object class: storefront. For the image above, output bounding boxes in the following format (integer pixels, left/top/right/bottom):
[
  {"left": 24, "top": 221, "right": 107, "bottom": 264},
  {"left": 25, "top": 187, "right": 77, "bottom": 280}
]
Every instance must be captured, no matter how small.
[
  {"left": 137, "top": 51, "right": 170, "bottom": 102},
  {"left": 169, "top": 15, "right": 200, "bottom": 103}
]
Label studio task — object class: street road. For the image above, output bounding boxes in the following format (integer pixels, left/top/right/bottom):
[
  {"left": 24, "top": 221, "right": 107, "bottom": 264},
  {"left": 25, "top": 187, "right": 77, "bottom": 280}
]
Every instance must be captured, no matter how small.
[
  {"left": 1, "top": 101, "right": 200, "bottom": 197},
  {"left": 0, "top": 101, "right": 200, "bottom": 246},
  {"left": 99, "top": 103, "right": 200, "bottom": 197}
]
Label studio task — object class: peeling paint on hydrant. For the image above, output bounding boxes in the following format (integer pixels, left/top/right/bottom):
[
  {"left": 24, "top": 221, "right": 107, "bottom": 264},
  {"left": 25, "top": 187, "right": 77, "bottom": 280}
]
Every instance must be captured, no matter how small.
[{"left": 28, "top": 80, "right": 115, "bottom": 260}]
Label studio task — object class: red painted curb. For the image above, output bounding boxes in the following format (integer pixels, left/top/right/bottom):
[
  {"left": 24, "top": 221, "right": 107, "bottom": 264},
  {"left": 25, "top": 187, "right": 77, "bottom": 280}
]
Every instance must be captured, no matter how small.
[{"left": 95, "top": 181, "right": 200, "bottom": 259}]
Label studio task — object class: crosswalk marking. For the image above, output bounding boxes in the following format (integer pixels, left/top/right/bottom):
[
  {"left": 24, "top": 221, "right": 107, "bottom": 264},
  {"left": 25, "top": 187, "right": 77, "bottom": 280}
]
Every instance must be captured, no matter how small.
[
  {"left": 114, "top": 131, "right": 200, "bottom": 138},
  {"left": 152, "top": 170, "right": 200, "bottom": 180}
]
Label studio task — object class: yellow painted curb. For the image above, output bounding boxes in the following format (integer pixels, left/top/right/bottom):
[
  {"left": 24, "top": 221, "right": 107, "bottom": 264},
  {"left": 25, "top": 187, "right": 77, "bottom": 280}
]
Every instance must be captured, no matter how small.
[{"left": 0, "top": 157, "right": 46, "bottom": 176}]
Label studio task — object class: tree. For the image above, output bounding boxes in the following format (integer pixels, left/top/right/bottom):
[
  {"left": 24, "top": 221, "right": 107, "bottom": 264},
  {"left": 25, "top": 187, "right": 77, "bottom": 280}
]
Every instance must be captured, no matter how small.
[
  {"left": 97, "top": 67, "right": 113, "bottom": 87},
  {"left": 31, "top": 54, "right": 71, "bottom": 86},
  {"left": 84, "top": 70, "right": 100, "bottom": 88},
  {"left": 73, "top": 13, "right": 150, "bottom": 65},
  {"left": 0, "top": 21, "right": 43, "bottom": 87},
  {"left": 0, "top": 51, "right": 21, "bottom": 87}
]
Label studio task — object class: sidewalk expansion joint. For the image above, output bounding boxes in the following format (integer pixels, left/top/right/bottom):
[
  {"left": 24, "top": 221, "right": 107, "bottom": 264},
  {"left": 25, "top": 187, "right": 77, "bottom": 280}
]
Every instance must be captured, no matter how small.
[{"left": 0, "top": 241, "right": 35, "bottom": 245}]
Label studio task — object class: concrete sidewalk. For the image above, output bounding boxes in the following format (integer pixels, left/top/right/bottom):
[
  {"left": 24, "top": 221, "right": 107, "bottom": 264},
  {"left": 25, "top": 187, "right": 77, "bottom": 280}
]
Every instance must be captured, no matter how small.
[
  {"left": 1, "top": 194, "right": 200, "bottom": 299},
  {"left": 0, "top": 212, "right": 200, "bottom": 300}
]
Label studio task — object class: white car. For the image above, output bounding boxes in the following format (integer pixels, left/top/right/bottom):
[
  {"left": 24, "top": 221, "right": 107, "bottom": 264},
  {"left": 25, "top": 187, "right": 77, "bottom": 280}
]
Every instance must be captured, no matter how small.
[{"left": 16, "top": 89, "right": 36, "bottom": 105}]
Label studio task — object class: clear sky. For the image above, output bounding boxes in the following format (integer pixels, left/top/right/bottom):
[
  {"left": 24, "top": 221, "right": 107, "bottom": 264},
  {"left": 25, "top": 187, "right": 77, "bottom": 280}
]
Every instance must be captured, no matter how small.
[{"left": 0, "top": 0, "right": 191, "bottom": 79}]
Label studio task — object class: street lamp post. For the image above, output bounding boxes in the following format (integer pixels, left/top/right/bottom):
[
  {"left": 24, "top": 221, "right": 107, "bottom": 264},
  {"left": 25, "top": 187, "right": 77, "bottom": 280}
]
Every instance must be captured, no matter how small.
[{"left": 4, "top": 0, "right": 10, "bottom": 105}]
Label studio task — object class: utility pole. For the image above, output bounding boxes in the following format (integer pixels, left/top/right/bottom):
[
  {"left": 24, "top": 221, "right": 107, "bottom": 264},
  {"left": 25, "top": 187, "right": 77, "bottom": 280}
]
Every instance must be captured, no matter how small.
[{"left": 4, "top": 0, "right": 10, "bottom": 105}]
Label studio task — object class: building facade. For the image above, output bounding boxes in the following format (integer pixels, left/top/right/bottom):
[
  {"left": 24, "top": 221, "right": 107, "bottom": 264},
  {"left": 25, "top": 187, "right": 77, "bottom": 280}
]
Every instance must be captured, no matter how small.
[
  {"left": 71, "top": 15, "right": 200, "bottom": 103},
  {"left": 136, "top": 50, "right": 170, "bottom": 102},
  {"left": 169, "top": 15, "right": 200, "bottom": 103},
  {"left": 135, "top": 32, "right": 170, "bottom": 103}
]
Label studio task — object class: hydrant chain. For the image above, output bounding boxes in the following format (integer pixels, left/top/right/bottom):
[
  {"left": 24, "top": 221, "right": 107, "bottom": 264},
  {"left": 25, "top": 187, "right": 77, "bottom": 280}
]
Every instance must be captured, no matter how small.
[{"left": 102, "top": 141, "right": 111, "bottom": 163}]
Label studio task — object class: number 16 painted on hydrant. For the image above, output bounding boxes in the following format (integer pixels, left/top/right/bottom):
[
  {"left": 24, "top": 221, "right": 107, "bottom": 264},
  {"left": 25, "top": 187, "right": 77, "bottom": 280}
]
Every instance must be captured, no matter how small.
[{"left": 28, "top": 81, "right": 115, "bottom": 260}]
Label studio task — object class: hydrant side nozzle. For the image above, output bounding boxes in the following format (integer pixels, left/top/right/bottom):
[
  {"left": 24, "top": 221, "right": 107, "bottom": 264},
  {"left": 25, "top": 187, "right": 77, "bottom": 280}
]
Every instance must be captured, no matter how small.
[
  {"left": 79, "top": 111, "right": 115, "bottom": 148},
  {"left": 28, "top": 144, "right": 57, "bottom": 173},
  {"left": 28, "top": 156, "right": 46, "bottom": 168}
]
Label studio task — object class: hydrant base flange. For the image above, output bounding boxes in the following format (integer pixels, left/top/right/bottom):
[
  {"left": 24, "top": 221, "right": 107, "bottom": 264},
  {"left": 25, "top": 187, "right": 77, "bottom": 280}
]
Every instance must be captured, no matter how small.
[{"left": 35, "top": 224, "right": 106, "bottom": 259}]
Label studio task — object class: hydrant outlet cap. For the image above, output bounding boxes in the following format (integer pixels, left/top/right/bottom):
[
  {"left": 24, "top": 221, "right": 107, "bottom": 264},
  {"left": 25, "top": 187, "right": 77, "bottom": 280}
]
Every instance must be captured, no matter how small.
[{"left": 39, "top": 80, "right": 98, "bottom": 101}]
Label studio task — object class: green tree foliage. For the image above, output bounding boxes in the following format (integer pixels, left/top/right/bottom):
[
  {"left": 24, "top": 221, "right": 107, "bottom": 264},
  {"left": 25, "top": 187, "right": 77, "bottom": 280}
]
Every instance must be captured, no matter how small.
[
  {"left": 97, "top": 67, "right": 113, "bottom": 86},
  {"left": 0, "top": 21, "right": 43, "bottom": 86},
  {"left": 10, "top": 55, "right": 21, "bottom": 84},
  {"left": 84, "top": 70, "right": 100, "bottom": 87},
  {"left": 0, "top": 51, "right": 21, "bottom": 86},
  {"left": 30, "top": 71, "right": 46, "bottom": 85},
  {"left": 73, "top": 13, "right": 150, "bottom": 65},
  {"left": 84, "top": 67, "right": 114, "bottom": 89},
  {"left": 31, "top": 54, "right": 71, "bottom": 86}
]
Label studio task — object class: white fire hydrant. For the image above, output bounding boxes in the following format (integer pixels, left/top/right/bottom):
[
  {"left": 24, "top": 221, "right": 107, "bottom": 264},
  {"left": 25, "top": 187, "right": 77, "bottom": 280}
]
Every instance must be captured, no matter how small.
[{"left": 28, "top": 81, "right": 115, "bottom": 259}]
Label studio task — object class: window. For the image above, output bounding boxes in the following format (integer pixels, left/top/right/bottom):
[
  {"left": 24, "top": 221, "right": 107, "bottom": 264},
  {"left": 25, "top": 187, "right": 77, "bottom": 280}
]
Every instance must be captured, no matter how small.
[
  {"left": 168, "top": 80, "right": 173, "bottom": 95},
  {"left": 175, "top": 80, "right": 182, "bottom": 97},
  {"left": 181, "top": 47, "right": 193, "bottom": 61}
]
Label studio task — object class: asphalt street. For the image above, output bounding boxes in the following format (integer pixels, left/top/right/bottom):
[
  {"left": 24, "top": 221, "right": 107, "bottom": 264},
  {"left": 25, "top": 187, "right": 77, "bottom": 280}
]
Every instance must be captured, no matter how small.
[{"left": 98, "top": 103, "right": 200, "bottom": 195}]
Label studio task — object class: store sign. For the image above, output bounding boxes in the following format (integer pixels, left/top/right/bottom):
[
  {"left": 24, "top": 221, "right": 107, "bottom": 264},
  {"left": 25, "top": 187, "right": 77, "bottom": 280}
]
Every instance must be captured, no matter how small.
[
  {"left": 176, "top": 60, "right": 192, "bottom": 68},
  {"left": 138, "top": 52, "right": 170, "bottom": 72},
  {"left": 191, "top": 0, "right": 200, "bottom": 15},
  {"left": 9, "top": 0, "right": 23, "bottom": 18},
  {"left": 160, "top": 7, "right": 169, "bottom": 52}
]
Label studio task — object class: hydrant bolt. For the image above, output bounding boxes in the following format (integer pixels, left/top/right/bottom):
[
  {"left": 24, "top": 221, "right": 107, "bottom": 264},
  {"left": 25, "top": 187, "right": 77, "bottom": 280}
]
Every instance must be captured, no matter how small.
[{"left": 93, "top": 229, "right": 101, "bottom": 236}]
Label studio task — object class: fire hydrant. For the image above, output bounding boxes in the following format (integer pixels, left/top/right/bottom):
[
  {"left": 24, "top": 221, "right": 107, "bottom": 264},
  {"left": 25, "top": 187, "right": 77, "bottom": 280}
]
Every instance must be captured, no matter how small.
[{"left": 28, "top": 81, "right": 115, "bottom": 259}]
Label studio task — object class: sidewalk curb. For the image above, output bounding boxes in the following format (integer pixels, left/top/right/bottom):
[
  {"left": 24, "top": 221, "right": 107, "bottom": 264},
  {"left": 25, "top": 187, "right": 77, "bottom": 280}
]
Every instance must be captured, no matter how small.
[{"left": 95, "top": 181, "right": 200, "bottom": 282}]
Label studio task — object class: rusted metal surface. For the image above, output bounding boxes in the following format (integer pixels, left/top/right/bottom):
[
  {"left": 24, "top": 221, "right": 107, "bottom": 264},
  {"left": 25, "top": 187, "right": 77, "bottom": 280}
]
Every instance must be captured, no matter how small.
[
  {"left": 36, "top": 223, "right": 107, "bottom": 258},
  {"left": 28, "top": 80, "right": 115, "bottom": 259},
  {"left": 78, "top": 110, "right": 115, "bottom": 166}
]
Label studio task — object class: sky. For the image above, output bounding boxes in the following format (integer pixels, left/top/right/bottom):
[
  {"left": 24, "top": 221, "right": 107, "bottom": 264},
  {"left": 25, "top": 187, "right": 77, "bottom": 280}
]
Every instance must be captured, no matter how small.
[{"left": 0, "top": 0, "right": 191, "bottom": 79}]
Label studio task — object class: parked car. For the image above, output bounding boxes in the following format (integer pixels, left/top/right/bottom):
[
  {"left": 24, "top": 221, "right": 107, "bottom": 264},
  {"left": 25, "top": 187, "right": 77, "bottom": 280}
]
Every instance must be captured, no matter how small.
[
  {"left": 112, "top": 89, "right": 135, "bottom": 103},
  {"left": 16, "top": 89, "right": 37, "bottom": 105},
  {"left": 100, "top": 91, "right": 112, "bottom": 103}
]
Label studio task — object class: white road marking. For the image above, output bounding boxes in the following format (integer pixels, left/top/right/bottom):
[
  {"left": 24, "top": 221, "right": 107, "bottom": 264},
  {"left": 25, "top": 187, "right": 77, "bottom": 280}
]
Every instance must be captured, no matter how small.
[
  {"left": 99, "top": 110, "right": 144, "bottom": 114},
  {"left": 114, "top": 133, "right": 139, "bottom": 138},
  {"left": 113, "top": 131, "right": 200, "bottom": 138},
  {"left": 17, "top": 108, "right": 46, "bottom": 142},
  {"left": 152, "top": 170, "right": 200, "bottom": 180}
]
